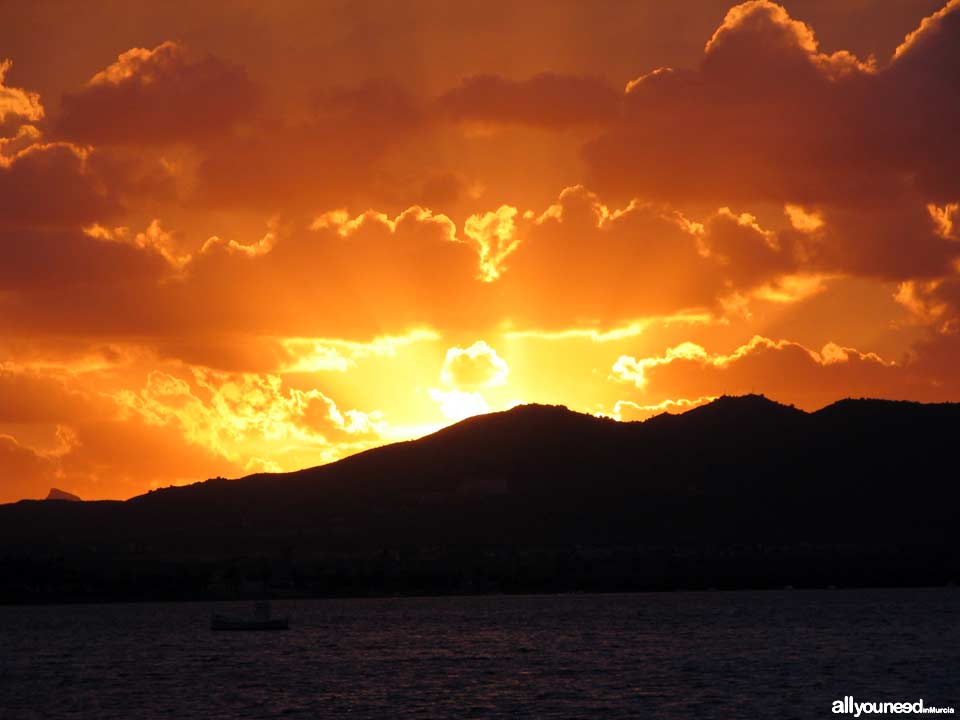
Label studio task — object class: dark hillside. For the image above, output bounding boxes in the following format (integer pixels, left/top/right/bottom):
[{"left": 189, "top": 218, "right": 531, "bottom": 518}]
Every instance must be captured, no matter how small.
[{"left": 1, "top": 396, "right": 956, "bottom": 601}]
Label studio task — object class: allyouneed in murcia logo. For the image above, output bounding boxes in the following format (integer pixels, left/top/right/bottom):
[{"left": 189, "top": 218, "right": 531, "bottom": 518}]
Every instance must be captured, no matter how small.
[{"left": 832, "top": 697, "right": 955, "bottom": 716}]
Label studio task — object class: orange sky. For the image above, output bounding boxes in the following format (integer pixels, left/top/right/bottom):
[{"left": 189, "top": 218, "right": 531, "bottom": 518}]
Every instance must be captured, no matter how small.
[{"left": 1, "top": 0, "right": 959, "bottom": 502}]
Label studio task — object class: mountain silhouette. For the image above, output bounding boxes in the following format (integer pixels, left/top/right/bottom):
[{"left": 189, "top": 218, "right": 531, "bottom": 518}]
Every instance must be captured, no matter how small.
[{"left": 0, "top": 395, "right": 956, "bottom": 601}]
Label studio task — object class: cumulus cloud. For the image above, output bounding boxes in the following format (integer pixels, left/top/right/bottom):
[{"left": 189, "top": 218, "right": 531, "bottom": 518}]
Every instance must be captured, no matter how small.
[
  {"left": 488, "top": 185, "right": 725, "bottom": 327},
  {"left": 702, "top": 1, "right": 874, "bottom": 84},
  {"left": 440, "top": 340, "right": 509, "bottom": 390},
  {"left": 697, "top": 208, "right": 799, "bottom": 288},
  {"left": 429, "top": 340, "right": 509, "bottom": 421},
  {"left": 0, "top": 204, "right": 483, "bottom": 340},
  {"left": 587, "top": 1, "right": 878, "bottom": 205},
  {"left": 57, "top": 41, "right": 258, "bottom": 145},
  {"left": 0, "top": 58, "right": 174, "bottom": 230},
  {"left": 612, "top": 341, "right": 712, "bottom": 389},
  {"left": 610, "top": 335, "right": 941, "bottom": 409},
  {"left": 0, "top": 173, "right": 938, "bottom": 370},
  {"left": 0, "top": 181, "right": 848, "bottom": 345},
  {"left": 585, "top": 0, "right": 960, "bottom": 283}
]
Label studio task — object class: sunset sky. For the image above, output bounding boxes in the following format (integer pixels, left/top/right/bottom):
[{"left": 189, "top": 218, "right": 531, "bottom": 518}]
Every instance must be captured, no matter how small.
[{"left": 1, "top": 0, "right": 959, "bottom": 502}]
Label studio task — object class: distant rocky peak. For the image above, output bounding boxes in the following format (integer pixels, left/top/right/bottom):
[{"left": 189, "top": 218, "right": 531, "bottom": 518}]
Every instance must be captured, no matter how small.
[{"left": 45, "top": 488, "right": 81, "bottom": 502}]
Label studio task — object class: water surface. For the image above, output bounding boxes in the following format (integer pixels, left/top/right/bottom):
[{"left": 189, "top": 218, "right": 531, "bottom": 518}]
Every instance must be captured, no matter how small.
[{"left": 1, "top": 589, "right": 957, "bottom": 718}]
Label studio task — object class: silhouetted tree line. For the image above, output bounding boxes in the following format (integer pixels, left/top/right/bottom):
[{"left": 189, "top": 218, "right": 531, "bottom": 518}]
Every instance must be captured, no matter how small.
[{"left": 1, "top": 541, "right": 955, "bottom": 604}]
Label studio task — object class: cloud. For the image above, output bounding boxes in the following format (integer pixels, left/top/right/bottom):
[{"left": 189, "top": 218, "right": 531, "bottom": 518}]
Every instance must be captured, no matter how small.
[
  {"left": 0, "top": 329, "right": 415, "bottom": 502},
  {"left": 612, "top": 341, "right": 711, "bottom": 389},
  {"left": 0, "top": 59, "right": 43, "bottom": 126},
  {"left": 896, "top": 263, "right": 960, "bottom": 334},
  {"left": 85, "top": 219, "right": 191, "bottom": 270},
  {"left": 0, "top": 225, "right": 171, "bottom": 335},
  {"left": 702, "top": 1, "right": 874, "bottom": 84},
  {"left": 0, "top": 60, "right": 175, "bottom": 229},
  {"left": 0, "top": 361, "right": 107, "bottom": 424},
  {"left": 503, "top": 311, "right": 714, "bottom": 343},
  {"left": 610, "top": 396, "right": 717, "bottom": 422},
  {"left": 60, "top": 414, "right": 246, "bottom": 493},
  {"left": 278, "top": 329, "right": 440, "bottom": 374},
  {"left": 489, "top": 185, "right": 725, "bottom": 327},
  {"left": 428, "top": 388, "right": 490, "bottom": 422},
  {"left": 414, "top": 171, "right": 471, "bottom": 208},
  {"left": 0, "top": 181, "right": 842, "bottom": 346},
  {"left": 610, "top": 334, "right": 942, "bottom": 409},
  {"left": 584, "top": 1, "right": 960, "bottom": 284},
  {"left": 0, "top": 123, "right": 40, "bottom": 157},
  {"left": 200, "top": 228, "right": 276, "bottom": 259},
  {"left": 114, "top": 367, "right": 384, "bottom": 471},
  {"left": 438, "top": 73, "right": 619, "bottom": 129},
  {"left": 57, "top": 41, "right": 258, "bottom": 145},
  {"left": 0, "top": 169, "right": 939, "bottom": 377},
  {"left": 3, "top": 0, "right": 960, "bottom": 504},
  {"left": 0, "top": 204, "right": 483, "bottom": 341},
  {"left": 0, "top": 433, "right": 56, "bottom": 501},
  {"left": 0, "top": 355, "right": 249, "bottom": 502},
  {"left": 697, "top": 208, "right": 799, "bottom": 289},
  {"left": 428, "top": 340, "right": 508, "bottom": 421},
  {"left": 784, "top": 204, "right": 824, "bottom": 233},
  {"left": 440, "top": 340, "right": 509, "bottom": 390},
  {"left": 463, "top": 205, "right": 521, "bottom": 281},
  {"left": 196, "top": 78, "right": 422, "bottom": 211},
  {"left": 0, "top": 142, "right": 120, "bottom": 227}
]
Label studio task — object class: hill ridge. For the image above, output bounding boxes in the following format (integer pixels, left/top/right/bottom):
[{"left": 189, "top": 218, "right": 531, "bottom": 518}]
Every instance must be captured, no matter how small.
[{"left": 0, "top": 393, "right": 956, "bottom": 602}]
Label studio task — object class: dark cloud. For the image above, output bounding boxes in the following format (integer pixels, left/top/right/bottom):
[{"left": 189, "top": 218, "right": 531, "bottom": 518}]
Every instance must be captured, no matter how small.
[
  {"left": 0, "top": 143, "right": 119, "bottom": 227},
  {"left": 196, "top": 78, "right": 423, "bottom": 211},
  {"left": 585, "top": 1, "right": 960, "bottom": 282},
  {"left": 57, "top": 41, "right": 258, "bottom": 145},
  {"left": 0, "top": 226, "right": 172, "bottom": 335},
  {"left": 699, "top": 208, "right": 800, "bottom": 289},
  {"left": 438, "top": 73, "right": 619, "bottom": 128}
]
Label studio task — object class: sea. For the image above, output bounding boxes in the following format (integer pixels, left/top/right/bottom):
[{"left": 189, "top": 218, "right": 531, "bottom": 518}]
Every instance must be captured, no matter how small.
[{"left": 0, "top": 588, "right": 957, "bottom": 719}]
